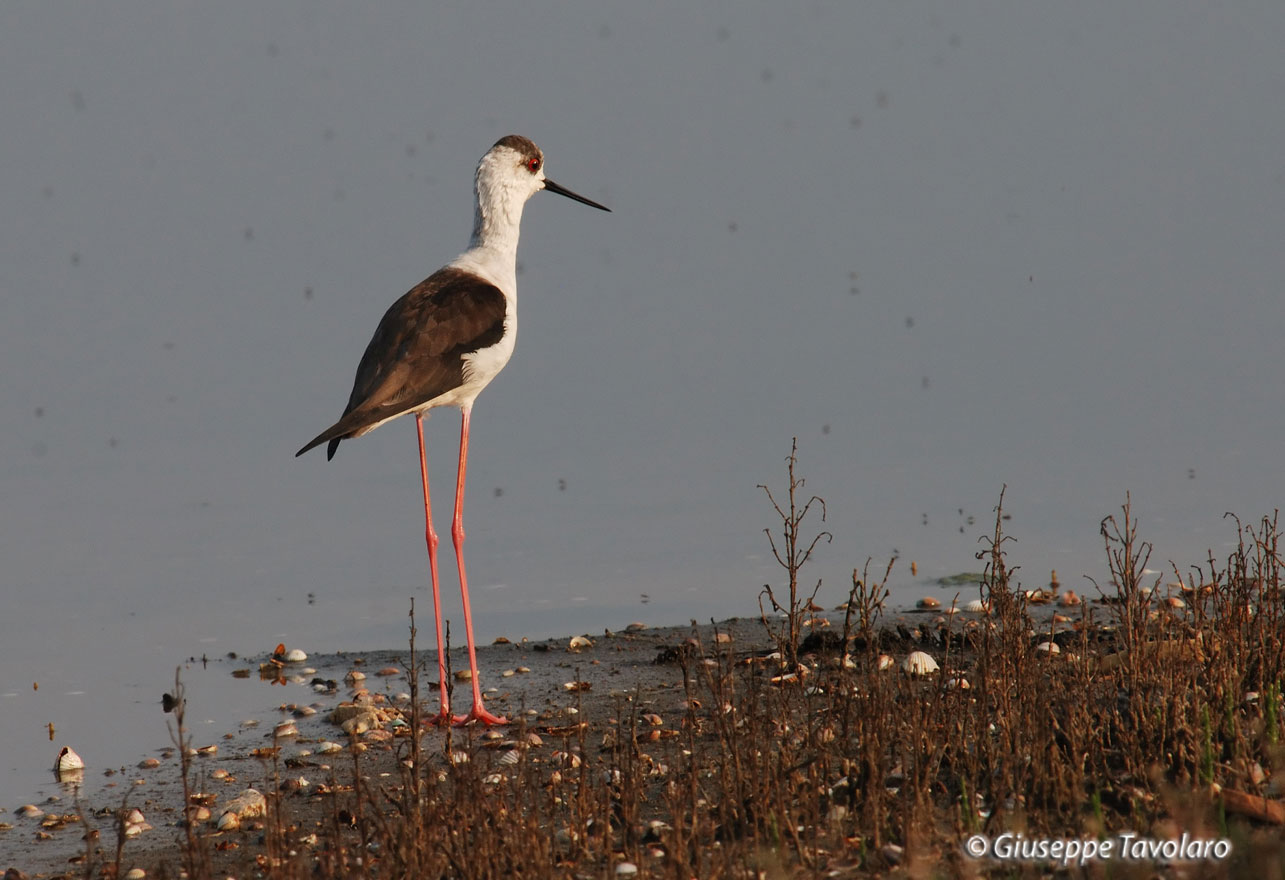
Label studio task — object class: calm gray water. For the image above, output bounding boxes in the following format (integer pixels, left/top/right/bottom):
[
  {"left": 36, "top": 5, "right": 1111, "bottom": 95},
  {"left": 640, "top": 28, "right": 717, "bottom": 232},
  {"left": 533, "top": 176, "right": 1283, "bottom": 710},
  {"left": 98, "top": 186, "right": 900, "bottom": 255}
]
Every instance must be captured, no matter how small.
[{"left": 2, "top": 2, "right": 1282, "bottom": 812}]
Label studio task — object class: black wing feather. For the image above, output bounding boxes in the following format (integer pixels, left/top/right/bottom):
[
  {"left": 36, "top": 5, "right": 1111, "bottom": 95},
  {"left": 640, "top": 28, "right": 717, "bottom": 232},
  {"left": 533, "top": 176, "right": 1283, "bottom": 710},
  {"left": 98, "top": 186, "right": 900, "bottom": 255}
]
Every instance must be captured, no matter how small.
[{"left": 296, "top": 267, "right": 507, "bottom": 459}]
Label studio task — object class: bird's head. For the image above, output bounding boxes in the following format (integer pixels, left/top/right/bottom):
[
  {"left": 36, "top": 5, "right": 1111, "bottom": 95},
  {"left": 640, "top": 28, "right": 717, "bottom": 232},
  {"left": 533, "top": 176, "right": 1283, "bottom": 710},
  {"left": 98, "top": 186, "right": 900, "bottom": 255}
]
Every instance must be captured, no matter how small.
[{"left": 476, "top": 135, "right": 610, "bottom": 216}]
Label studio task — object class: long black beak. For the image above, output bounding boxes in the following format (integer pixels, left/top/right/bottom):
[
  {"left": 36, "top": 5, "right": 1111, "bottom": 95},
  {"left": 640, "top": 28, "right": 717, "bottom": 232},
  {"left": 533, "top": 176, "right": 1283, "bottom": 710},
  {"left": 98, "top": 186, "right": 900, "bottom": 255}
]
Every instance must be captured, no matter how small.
[{"left": 544, "top": 178, "right": 611, "bottom": 212}]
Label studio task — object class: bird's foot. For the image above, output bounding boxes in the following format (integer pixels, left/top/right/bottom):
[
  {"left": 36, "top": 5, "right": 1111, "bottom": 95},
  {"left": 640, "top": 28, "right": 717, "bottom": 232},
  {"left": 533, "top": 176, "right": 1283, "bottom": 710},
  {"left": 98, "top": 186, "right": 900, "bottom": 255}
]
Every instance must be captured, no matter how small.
[
  {"left": 425, "top": 709, "right": 468, "bottom": 727},
  {"left": 455, "top": 705, "right": 508, "bottom": 727}
]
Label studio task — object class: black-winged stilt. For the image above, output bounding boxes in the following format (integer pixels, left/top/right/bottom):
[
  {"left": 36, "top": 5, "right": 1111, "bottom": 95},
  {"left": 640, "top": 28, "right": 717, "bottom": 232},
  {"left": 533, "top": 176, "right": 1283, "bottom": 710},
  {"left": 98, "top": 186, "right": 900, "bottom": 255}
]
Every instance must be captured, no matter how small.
[{"left": 297, "top": 135, "right": 609, "bottom": 725}]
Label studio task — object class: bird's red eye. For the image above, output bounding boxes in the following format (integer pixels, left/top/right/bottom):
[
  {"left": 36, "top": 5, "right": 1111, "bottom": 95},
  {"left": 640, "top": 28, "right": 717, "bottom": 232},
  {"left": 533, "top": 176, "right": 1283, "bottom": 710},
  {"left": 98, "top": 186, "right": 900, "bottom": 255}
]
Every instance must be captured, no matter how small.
[{"left": 526, "top": 157, "right": 541, "bottom": 173}]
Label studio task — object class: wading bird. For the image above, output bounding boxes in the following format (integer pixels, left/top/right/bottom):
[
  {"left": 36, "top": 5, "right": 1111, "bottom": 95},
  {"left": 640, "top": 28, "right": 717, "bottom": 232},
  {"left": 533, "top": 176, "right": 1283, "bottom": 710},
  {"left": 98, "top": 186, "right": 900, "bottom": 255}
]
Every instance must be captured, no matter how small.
[{"left": 297, "top": 135, "right": 609, "bottom": 725}]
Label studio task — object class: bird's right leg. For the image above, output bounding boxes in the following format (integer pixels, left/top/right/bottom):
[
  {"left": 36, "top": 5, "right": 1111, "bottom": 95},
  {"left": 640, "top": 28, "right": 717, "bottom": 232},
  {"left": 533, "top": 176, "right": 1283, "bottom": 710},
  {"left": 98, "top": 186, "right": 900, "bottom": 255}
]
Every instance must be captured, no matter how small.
[{"left": 418, "top": 415, "right": 464, "bottom": 726}]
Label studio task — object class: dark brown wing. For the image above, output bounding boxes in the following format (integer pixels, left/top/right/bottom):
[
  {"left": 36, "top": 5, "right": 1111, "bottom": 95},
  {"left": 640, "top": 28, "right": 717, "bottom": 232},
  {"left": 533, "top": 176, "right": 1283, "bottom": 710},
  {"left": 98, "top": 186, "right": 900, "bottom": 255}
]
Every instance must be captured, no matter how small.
[{"left": 296, "top": 267, "right": 507, "bottom": 460}]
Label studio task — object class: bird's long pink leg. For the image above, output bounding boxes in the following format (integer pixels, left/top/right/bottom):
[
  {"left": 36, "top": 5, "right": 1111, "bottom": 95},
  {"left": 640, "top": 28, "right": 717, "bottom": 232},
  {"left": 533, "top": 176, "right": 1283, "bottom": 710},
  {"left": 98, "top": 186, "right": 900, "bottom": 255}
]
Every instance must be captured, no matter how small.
[
  {"left": 451, "top": 407, "right": 507, "bottom": 726},
  {"left": 417, "top": 415, "right": 463, "bottom": 726}
]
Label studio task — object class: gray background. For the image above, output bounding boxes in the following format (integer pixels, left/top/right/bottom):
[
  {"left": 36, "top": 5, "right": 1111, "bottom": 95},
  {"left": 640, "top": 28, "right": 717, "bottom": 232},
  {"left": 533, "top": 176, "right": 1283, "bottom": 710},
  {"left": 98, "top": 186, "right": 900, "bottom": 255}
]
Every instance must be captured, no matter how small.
[{"left": 2, "top": 2, "right": 1282, "bottom": 804}]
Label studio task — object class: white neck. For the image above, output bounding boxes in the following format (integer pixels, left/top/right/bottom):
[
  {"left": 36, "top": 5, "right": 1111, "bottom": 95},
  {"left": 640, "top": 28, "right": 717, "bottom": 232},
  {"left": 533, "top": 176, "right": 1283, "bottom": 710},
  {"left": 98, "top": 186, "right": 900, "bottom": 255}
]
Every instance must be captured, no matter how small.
[{"left": 449, "top": 154, "right": 533, "bottom": 296}]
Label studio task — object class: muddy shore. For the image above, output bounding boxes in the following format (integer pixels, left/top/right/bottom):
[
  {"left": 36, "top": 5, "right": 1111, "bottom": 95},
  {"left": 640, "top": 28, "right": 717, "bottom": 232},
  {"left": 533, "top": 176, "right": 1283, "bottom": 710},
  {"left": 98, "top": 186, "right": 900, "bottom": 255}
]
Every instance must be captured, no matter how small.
[{"left": 2, "top": 615, "right": 788, "bottom": 878}]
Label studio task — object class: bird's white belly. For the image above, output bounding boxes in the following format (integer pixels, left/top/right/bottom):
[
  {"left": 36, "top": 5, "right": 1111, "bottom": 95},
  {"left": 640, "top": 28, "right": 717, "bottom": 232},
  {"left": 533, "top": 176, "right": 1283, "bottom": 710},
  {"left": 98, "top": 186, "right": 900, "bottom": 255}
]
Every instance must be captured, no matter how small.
[{"left": 423, "top": 313, "right": 516, "bottom": 413}]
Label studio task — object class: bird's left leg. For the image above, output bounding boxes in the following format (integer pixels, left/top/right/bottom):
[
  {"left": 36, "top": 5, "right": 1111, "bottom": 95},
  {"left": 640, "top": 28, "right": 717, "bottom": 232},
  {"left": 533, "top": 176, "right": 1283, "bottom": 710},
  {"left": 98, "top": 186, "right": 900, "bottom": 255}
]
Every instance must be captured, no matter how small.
[{"left": 451, "top": 406, "right": 508, "bottom": 726}]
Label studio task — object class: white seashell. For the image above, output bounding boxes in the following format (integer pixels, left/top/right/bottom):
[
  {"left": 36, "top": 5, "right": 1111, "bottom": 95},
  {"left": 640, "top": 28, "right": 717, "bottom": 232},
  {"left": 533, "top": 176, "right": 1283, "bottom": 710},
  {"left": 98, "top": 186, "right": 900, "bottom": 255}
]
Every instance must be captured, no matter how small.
[
  {"left": 902, "top": 651, "right": 939, "bottom": 675},
  {"left": 125, "top": 808, "right": 146, "bottom": 826},
  {"left": 616, "top": 863, "right": 639, "bottom": 877},
  {"left": 515, "top": 666, "right": 531, "bottom": 674},
  {"left": 293, "top": 705, "right": 317, "bottom": 718},
  {"left": 316, "top": 741, "right": 344, "bottom": 755},
  {"left": 483, "top": 773, "right": 505, "bottom": 785},
  {"left": 877, "top": 654, "right": 895, "bottom": 671},
  {"left": 502, "top": 669, "right": 516, "bottom": 677},
  {"left": 274, "top": 721, "right": 299, "bottom": 738},
  {"left": 345, "top": 670, "right": 366, "bottom": 682},
  {"left": 55, "top": 746, "right": 85, "bottom": 773},
  {"left": 964, "top": 599, "right": 989, "bottom": 614},
  {"left": 340, "top": 712, "right": 380, "bottom": 736},
  {"left": 217, "top": 788, "right": 266, "bottom": 830},
  {"left": 450, "top": 751, "right": 469, "bottom": 765},
  {"left": 17, "top": 804, "right": 44, "bottom": 819},
  {"left": 499, "top": 749, "right": 521, "bottom": 766},
  {"left": 124, "top": 869, "right": 147, "bottom": 880},
  {"left": 284, "top": 648, "right": 307, "bottom": 663},
  {"left": 1035, "top": 641, "right": 1060, "bottom": 654},
  {"left": 568, "top": 635, "right": 594, "bottom": 651}
]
